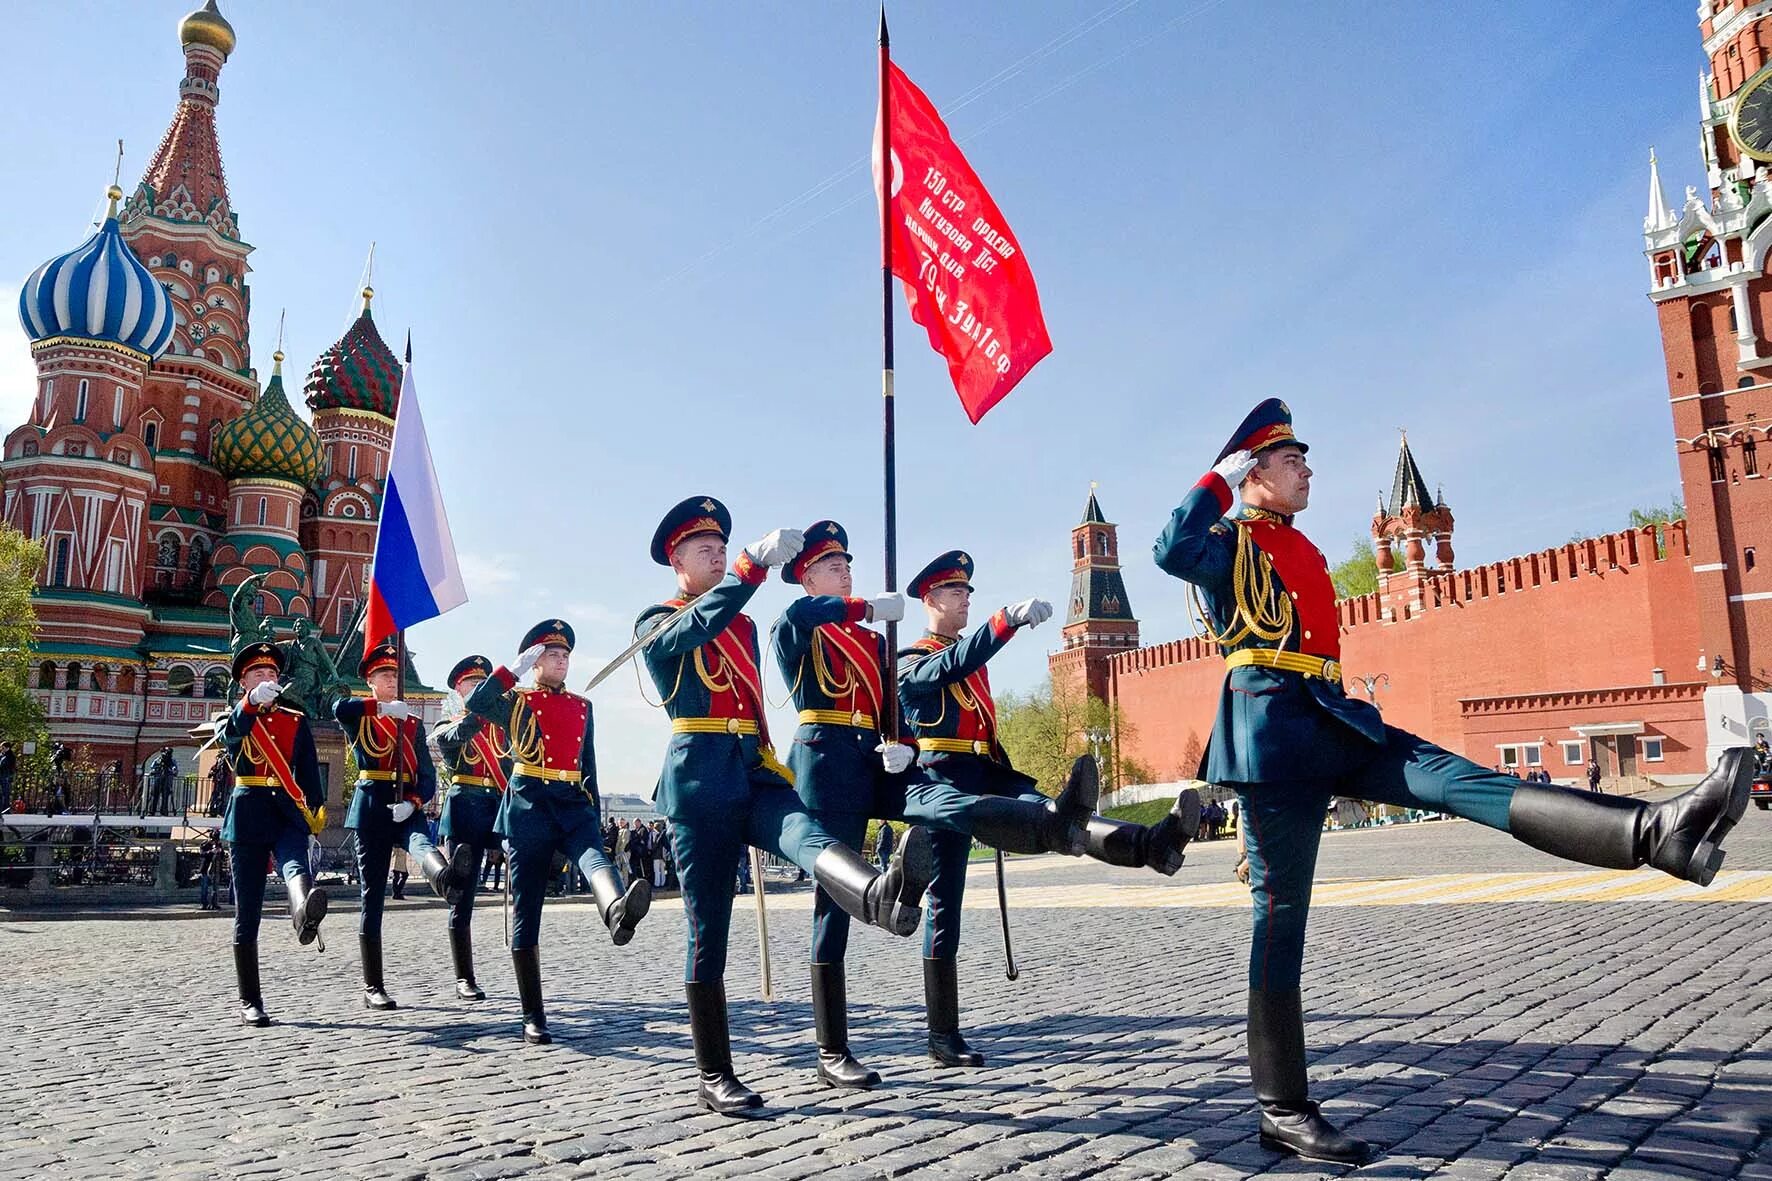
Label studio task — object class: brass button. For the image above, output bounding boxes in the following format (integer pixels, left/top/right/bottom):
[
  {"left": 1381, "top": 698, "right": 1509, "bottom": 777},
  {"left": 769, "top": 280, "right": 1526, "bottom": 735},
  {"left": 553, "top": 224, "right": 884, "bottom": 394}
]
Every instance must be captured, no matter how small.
[
  {"left": 1303, "top": 630, "right": 1312, "bottom": 640},
  {"left": 726, "top": 718, "right": 740, "bottom": 734},
  {"left": 852, "top": 710, "right": 866, "bottom": 726}
]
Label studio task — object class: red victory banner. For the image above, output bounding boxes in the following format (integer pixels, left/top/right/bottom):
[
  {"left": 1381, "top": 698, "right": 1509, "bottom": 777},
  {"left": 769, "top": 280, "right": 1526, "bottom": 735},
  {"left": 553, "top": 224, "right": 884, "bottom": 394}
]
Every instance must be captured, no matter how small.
[{"left": 874, "top": 60, "right": 1052, "bottom": 424}]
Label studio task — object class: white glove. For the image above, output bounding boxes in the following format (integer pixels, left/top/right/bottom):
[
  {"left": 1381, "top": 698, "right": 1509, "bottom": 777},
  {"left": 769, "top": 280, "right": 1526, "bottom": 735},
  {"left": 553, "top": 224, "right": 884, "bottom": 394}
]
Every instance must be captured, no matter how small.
[
  {"left": 1212, "top": 448, "right": 1259, "bottom": 489},
  {"left": 745, "top": 528, "right": 805, "bottom": 568},
  {"left": 867, "top": 593, "right": 905, "bottom": 623},
  {"left": 389, "top": 800, "right": 416, "bottom": 823},
  {"left": 1005, "top": 598, "right": 1054, "bottom": 629},
  {"left": 512, "top": 643, "right": 547, "bottom": 679},
  {"left": 377, "top": 700, "right": 412, "bottom": 721},
  {"left": 246, "top": 681, "right": 282, "bottom": 706},
  {"left": 876, "top": 742, "right": 916, "bottom": 774}
]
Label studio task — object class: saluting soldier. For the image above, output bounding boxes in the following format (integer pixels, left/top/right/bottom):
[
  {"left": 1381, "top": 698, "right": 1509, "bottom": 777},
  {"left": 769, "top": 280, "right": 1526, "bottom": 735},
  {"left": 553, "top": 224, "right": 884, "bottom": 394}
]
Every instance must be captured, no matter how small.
[
  {"left": 897, "top": 551, "right": 1202, "bottom": 1070},
  {"left": 334, "top": 642, "right": 472, "bottom": 1012},
  {"left": 774, "top": 522, "right": 1105, "bottom": 1088},
  {"left": 1156, "top": 398, "right": 1755, "bottom": 1165},
  {"left": 637, "top": 496, "right": 934, "bottom": 1115},
  {"left": 431, "top": 655, "right": 511, "bottom": 1001},
  {"left": 464, "top": 620, "right": 651, "bottom": 1045},
  {"left": 215, "top": 642, "right": 329, "bottom": 1027}
]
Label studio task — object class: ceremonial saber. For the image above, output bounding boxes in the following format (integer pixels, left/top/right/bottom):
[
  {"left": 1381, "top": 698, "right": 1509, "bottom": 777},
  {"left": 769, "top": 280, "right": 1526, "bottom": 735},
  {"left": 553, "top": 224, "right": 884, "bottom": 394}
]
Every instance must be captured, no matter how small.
[
  {"left": 750, "top": 846, "right": 773, "bottom": 1000},
  {"left": 578, "top": 593, "right": 704, "bottom": 696},
  {"left": 994, "top": 849, "right": 1017, "bottom": 980}
]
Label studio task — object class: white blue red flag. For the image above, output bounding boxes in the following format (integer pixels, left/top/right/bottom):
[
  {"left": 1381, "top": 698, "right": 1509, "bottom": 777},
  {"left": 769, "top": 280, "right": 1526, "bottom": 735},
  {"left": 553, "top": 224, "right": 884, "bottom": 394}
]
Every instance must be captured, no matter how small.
[{"left": 364, "top": 362, "right": 466, "bottom": 645}]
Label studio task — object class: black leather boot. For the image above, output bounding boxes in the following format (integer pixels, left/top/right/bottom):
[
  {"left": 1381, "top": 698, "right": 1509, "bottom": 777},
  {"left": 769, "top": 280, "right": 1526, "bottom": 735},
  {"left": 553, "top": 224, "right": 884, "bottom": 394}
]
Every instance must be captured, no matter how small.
[
  {"left": 1508, "top": 748, "right": 1752, "bottom": 886},
  {"left": 286, "top": 873, "right": 328, "bottom": 948},
  {"left": 813, "top": 825, "right": 933, "bottom": 937},
  {"left": 360, "top": 936, "right": 397, "bottom": 1010},
  {"left": 1249, "top": 988, "right": 1370, "bottom": 1165},
  {"left": 686, "top": 980, "right": 762, "bottom": 1114},
  {"left": 449, "top": 926, "right": 485, "bottom": 1000},
  {"left": 511, "top": 946, "right": 550, "bottom": 1043},
  {"left": 811, "top": 963, "right": 879, "bottom": 1089},
  {"left": 234, "top": 943, "right": 269, "bottom": 1027},
  {"left": 587, "top": 865, "right": 652, "bottom": 946},
  {"left": 419, "top": 844, "right": 477, "bottom": 905},
  {"left": 966, "top": 757, "right": 1097, "bottom": 856},
  {"left": 1084, "top": 785, "right": 1203, "bottom": 876},
  {"left": 923, "top": 957, "right": 983, "bottom": 1067}
]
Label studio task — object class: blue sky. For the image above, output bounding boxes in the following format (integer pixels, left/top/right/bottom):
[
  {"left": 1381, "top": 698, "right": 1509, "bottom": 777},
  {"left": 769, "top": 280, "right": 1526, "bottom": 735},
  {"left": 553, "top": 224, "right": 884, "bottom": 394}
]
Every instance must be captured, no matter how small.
[{"left": 2, "top": 2, "right": 1704, "bottom": 790}]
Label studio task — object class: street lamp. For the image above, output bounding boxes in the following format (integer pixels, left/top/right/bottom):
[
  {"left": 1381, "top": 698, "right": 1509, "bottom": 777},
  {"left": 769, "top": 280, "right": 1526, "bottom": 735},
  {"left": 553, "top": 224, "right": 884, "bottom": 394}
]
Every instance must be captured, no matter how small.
[
  {"left": 1353, "top": 671, "right": 1390, "bottom": 710},
  {"left": 1083, "top": 726, "right": 1109, "bottom": 789}
]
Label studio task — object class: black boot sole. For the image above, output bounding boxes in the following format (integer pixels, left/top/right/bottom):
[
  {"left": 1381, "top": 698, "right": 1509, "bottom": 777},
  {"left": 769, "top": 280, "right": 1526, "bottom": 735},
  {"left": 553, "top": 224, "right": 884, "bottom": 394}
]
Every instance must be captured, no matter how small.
[
  {"left": 294, "top": 890, "right": 328, "bottom": 946},
  {"left": 884, "top": 827, "right": 935, "bottom": 936},
  {"left": 698, "top": 1087, "right": 764, "bottom": 1116},
  {"left": 1259, "top": 1131, "right": 1371, "bottom": 1165},
  {"left": 1687, "top": 763, "right": 1753, "bottom": 886},
  {"left": 610, "top": 880, "right": 653, "bottom": 946},
  {"left": 1154, "top": 788, "right": 1204, "bottom": 875}
]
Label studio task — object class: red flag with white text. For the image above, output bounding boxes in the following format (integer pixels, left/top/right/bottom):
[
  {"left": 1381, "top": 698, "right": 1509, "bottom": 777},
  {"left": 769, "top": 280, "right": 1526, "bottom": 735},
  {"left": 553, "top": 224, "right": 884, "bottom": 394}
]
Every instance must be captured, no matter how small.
[{"left": 875, "top": 60, "right": 1051, "bottom": 424}]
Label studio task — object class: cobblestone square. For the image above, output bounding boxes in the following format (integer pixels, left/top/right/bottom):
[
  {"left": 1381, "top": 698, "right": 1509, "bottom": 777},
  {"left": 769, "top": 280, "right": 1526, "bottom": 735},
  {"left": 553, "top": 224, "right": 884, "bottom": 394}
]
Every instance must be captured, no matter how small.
[{"left": 3, "top": 817, "right": 1771, "bottom": 1179}]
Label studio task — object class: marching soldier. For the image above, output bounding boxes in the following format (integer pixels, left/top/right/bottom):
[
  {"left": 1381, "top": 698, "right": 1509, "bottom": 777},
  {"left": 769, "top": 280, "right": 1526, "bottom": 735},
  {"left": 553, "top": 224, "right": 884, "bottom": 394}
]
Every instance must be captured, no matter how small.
[
  {"left": 431, "top": 655, "right": 511, "bottom": 1001},
  {"left": 896, "top": 550, "right": 1202, "bottom": 1070},
  {"left": 775, "top": 521, "right": 1117, "bottom": 1088},
  {"left": 334, "top": 642, "right": 473, "bottom": 1012},
  {"left": 464, "top": 620, "right": 651, "bottom": 1045},
  {"left": 637, "top": 496, "right": 934, "bottom": 1115},
  {"left": 215, "top": 642, "right": 329, "bottom": 1027},
  {"left": 1156, "top": 398, "right": 1754, "bottom": 1165}
]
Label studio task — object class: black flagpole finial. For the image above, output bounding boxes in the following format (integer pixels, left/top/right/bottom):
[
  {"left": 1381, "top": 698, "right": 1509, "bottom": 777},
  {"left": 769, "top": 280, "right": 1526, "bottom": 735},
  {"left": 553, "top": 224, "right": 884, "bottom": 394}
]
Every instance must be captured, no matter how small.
[
  {"left": 404, "top": 330, "right": 412, "bottom": 364},
  {"left": 879, "top": 5, "right": 888, "bottom": 47}
]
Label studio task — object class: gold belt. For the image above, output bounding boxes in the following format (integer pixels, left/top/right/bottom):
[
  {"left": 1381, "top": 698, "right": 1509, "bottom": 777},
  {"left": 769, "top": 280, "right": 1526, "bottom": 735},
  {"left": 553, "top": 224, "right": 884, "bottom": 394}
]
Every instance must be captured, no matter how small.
[
  {"left": 1225, "top": 648, "right": 1342, "bottom": 682},
  {"left": 798, "top": 709, "right": 876, "bottom": 729},
  {"left": 358, "top": 769, "right": 401, "bottom": 782},
  {"left": 513, "top": 763, "right": 582, "bottom": 783},
  {"left": 451, "top": 775, "right": 497, "bottom": 788},
  {"left": 236, "top": 775, "right": 282, "bottom": 788},
  {"left": 671, "top": 717, "right": 760, "bottom": 736},
  {"left": 917, "top": 737, "right": 993, "bottom": 756}
]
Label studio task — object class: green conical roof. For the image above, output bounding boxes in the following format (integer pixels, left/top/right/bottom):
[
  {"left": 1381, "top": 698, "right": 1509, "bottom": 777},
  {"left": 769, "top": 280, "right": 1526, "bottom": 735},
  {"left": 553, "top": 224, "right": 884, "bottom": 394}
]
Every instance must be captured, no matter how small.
[{"left": 214, "top": 354, "right": 323, "bottom": 485}]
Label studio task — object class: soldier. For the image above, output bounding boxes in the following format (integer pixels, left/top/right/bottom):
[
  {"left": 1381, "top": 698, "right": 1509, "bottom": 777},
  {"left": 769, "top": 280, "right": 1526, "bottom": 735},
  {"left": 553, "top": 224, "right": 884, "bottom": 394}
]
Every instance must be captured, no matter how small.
[
  {"left": 214, "top": 642, "right": 329, "bottom": 1027},
  {"left": 431, "top": 655, "right": 511, "bottom": 1001},
  {"left": 776, "top": 522, "right": 1143, "bottom": 1087},
  {"left": 334, "top": 642, "right": 473, "bottom": 1011},
  {"left": 637, "top": 496, "right": 934, "bottom": 1115},
  {"left": 464, "top": 620, "right": 651, "bottom": 1044},
  {"left": 895, "top": 549, "right": 1201, "bottom": 1071},
  {"left": 1155, "top": 398, "right": 1754, "bottom": 1165}
]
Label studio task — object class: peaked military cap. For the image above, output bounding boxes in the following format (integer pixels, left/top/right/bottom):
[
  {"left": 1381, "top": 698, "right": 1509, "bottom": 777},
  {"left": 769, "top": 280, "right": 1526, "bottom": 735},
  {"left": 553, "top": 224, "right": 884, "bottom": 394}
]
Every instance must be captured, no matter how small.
[
  {"left": 359, "top": 641, "right": 401, "bottom": 680},
  {"left": 785, "top": 519, "right": 853, "bottom": 583},
  {"left": 909, "top": 550, "right": 975, "bottom": 599},
  {"left": 1217, "top": 397, "right": 1308, "bottom": 463},
  {"left": 448, "top": 655, "right": 493, "bottom": 691},
  {"left": 521, "top": 619, "right": 576, "bottom": 652},
  {"left": 232, "top": 641, "right": 285, "bottom": 681},
  {"left": 651, "top": 495, "right": 732, "bottom": 566}
]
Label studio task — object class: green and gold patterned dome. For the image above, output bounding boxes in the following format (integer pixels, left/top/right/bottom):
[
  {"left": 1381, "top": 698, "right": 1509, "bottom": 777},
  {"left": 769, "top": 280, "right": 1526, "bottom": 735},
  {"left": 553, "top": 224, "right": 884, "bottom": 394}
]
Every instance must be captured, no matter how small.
[
  {"left": 303, "top": 288, "right": 401, "bottom": 418},
  {"left": 214, "top": 352, "right": 323, "bottom": 486}
]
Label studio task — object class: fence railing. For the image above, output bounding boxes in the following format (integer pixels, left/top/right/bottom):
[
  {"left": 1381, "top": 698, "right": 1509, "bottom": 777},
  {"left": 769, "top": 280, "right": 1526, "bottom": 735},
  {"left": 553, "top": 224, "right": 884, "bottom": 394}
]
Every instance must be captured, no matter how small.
[{"left": 0, "top": 769, "right": 227, "bottom": 820}]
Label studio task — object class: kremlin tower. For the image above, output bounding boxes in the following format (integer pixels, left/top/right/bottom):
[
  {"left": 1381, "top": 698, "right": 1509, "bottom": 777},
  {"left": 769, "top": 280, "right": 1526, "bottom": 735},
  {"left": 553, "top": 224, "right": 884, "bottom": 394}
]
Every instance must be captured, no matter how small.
[{"left": 1, "top": 3, "right": 433, "bottom": 778}]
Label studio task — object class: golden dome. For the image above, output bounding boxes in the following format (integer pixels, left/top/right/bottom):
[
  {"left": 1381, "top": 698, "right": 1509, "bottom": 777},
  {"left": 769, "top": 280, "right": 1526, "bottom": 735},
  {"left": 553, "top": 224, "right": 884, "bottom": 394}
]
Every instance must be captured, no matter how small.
[{"left": 179, "top": 1, "right": 236, "bottom": 58}]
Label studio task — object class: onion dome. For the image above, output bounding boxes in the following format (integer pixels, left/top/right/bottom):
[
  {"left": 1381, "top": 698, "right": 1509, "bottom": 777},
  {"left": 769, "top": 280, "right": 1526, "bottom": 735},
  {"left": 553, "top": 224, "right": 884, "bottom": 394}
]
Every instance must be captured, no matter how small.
[
  {"left": 303, "top": 287, "right": 401, "bottom": 418},
  {"left": 214, "top": 352, "right": 323, "bottom": 485},
  {"left": 179, "top": 0, "right": 236, "bottom": 58},
  {"left": 17, "top": 187, "right": 176, "bottom": 359}
]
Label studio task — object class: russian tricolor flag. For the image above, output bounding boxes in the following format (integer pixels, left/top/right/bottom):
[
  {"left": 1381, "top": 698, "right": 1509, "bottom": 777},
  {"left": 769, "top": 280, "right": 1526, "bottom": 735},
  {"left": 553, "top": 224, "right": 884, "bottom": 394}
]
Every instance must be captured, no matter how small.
[{"left": 365, "top": 361, "right": 467, "bottom": 646}]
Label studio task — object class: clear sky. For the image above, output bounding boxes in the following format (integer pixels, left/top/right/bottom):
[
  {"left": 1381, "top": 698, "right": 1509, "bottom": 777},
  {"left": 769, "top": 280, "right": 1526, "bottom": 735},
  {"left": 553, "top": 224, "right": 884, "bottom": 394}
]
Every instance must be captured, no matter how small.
[{"left": 1, "top": 1, "right": 1706, "bottom": 792}]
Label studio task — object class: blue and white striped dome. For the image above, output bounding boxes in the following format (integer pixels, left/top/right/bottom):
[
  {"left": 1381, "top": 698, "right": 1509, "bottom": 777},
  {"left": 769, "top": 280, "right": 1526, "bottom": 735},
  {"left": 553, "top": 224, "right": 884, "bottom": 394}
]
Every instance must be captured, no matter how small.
[{"left": 17, "top": 187, "right": 176, "bottom": 360}]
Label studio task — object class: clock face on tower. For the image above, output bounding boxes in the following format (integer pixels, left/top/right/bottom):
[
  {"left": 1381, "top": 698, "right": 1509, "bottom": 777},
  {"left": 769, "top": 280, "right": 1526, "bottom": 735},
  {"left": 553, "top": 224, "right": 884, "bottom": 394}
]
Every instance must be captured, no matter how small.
[{"left": 1731, "top": 66, "right": 1772, "bottom": 162}]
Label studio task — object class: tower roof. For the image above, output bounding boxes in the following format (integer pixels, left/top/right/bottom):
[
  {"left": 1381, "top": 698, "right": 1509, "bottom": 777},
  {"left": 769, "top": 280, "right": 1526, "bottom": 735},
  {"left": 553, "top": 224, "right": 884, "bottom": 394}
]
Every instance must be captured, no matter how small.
[
  {"left": 18, "top": 186, "right": 176, "bottom": 359},
  {"left": 1387, "top": 432, "right": 1435, "bottom": 516},
  {"left": 304, "top": 290, "right": 401, "bottom": 418},
  {"left": 178, "top": 0, "right": 235, "bottom": 58},
  {"left": 1080, "top": 487, "right": 1109, "bottom": 525},
  {"left": 124, "top": 2, "right": 237, "bottom": 241},
  {"left": 1646, "top": 148, "right": 1675, "bottom": 233},
  {"left": 214, "top": 352, "right": 323, "bottom": 485}
]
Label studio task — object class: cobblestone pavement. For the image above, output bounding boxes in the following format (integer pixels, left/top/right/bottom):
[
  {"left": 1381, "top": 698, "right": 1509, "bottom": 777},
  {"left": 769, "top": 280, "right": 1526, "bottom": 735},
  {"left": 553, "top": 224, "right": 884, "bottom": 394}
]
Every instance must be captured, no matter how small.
[{"left": 3, "top": 814, "right": 1770, "bottom": 1179}]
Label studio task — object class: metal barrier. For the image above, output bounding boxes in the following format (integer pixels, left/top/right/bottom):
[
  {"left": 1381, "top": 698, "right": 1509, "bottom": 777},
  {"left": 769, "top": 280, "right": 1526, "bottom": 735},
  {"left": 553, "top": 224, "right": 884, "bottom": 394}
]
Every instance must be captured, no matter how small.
[{"left": 0, "top": 767, "right": 226, "bottom": 820}]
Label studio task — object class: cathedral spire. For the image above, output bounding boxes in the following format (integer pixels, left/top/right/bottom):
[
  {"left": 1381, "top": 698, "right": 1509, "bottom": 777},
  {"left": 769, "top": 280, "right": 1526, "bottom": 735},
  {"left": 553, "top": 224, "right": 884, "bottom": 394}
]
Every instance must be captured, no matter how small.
[
  {"left": 1646, "top": 148, "right": 1675, "bottom": 233},
  {"left": 124, "top": 2, "right": 238, "bottom": 242}
]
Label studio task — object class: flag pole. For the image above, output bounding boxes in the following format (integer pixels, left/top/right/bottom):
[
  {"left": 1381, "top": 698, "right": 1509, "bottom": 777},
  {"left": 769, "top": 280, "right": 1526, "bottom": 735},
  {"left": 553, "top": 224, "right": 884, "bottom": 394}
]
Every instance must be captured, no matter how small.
[
  {"left": 390, "top": 332, "right": 414, "bottom": 814},
  {"left": 879, "top": 6, "right": 900, "bottom": 742}
]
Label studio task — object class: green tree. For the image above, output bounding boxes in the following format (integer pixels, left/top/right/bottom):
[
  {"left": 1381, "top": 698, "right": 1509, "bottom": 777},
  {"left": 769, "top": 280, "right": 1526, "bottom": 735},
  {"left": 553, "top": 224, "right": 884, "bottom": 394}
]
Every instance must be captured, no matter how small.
[
  {"left": 1330, "top": 537, "right": 1400, "bottom": 599},
  {"left": 1629, "top": 496, "right": 1685, "bottom": 558},
  {"left": 995, "top": 674, "right": 1146, "bottom": 796},
  {"left": 0, "top": 525, "right": 46, "bottom": 743}
]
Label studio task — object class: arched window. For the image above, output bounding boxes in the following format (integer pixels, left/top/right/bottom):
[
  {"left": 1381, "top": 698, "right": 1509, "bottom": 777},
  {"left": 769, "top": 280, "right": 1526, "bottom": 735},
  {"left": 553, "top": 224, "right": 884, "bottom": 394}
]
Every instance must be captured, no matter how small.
[
  {"left": 113, "top": 386, "right": 124, "bottom": 428},
  {"left": 202, "top": 668, "right": 228, "bottom": 699},
  {"left": 65, "top": 662, "right": 84, "bottom": 691},
  {"left": 156, "top": 533, "right": 180, "bottom": 568},
  {"left": 257, "top": 497, "right": 267, "bottom": 526},
  {"left": 1747, "top": 437, "right": 1760, "bottom": 477},
  {"left": 166, "top": 666, "right": 195, "bottom": 697},
  {"left": 75, "top": 379, "right": 89, "bottom": 422},
  {"left": 51, "top": 538, "right": 71, "bottom": 586},
  {"left": 186, "top": 536, "right": 208, "bottom": 580},
  {"left": 348, "top": 446, "right": 358, "bottom": 481},
  {"left": 1709, "top": 447, "right": 1728, "bottom": 482},
  {"left": 92, "top": 664, "right": 110, "bottom": 691},
  {"left": 37, "top": 662, "right": 55, "bottom": 690},
  {"left": 143, "top": 421, "right": 158, "bottom": 451}
]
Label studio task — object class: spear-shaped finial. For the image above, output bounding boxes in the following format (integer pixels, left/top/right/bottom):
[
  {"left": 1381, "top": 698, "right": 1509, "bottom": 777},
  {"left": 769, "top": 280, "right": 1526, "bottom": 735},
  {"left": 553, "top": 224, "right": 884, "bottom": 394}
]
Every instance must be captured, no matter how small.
[
  {"left": 404, "top": 330, "right": 412, "bottom": 365},
  {"left": 879, "top": 4, "right": 888, "bottom": 48}
]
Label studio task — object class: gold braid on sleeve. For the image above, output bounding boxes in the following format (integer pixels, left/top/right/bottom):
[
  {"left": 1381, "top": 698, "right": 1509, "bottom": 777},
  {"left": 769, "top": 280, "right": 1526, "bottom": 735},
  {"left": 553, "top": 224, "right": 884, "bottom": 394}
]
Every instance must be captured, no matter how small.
[{"left": 1188, "top": 522, "right": 1294, "bottom": 648}]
